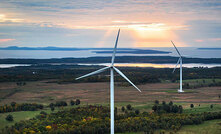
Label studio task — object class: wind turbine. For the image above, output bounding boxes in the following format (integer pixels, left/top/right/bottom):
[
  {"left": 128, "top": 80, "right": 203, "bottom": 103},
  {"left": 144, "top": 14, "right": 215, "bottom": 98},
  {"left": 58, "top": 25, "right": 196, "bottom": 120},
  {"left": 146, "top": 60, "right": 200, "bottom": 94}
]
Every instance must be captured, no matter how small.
[
  {"left": 171, "top": 41, "right": 184, "bottom": 92},
  {"left": 76, "top": 29, "right": 141, "bottom": 134}
]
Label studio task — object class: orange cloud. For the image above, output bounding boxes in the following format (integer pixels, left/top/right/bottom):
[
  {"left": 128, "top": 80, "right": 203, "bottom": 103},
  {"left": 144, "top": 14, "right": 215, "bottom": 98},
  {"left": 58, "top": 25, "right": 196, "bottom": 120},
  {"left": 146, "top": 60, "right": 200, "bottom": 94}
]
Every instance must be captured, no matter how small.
[
  {"left": 0, "top": 14, "right": 23, "bottom": 22},
  {"left": 210, "top": 38, "right": 221, "bottom": 41},
  {"left": 195, "top": 39, "right": 204, "bottom": 42},
  {"left": 0, "top": 39, "right": 15, "bottom": 42}
]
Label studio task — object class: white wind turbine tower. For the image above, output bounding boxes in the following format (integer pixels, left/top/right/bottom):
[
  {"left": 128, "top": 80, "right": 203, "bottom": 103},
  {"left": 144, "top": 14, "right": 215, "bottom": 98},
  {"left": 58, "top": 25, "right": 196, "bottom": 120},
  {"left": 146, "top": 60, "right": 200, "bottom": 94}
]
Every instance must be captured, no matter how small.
[
  {"left": 171, "top": 41, "right": 184, "bottom": 93},
  {"left": 76, "top": 29, "right": 141, "bottom": 134}
]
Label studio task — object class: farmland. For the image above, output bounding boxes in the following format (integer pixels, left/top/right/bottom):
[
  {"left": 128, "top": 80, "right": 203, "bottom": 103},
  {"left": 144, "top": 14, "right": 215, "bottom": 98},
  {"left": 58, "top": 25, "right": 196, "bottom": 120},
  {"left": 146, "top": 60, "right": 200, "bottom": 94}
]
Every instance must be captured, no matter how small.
[{"left": 0, "top": 65, "right": 221, "bottom": 133}]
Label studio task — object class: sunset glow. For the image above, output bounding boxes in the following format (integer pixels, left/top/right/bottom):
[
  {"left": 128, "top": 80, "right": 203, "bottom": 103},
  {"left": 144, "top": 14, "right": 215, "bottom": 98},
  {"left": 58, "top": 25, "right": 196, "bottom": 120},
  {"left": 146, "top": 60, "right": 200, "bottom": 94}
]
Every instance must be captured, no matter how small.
[{"left": 0, "top": 1, "right": 220, "bottom": 47}]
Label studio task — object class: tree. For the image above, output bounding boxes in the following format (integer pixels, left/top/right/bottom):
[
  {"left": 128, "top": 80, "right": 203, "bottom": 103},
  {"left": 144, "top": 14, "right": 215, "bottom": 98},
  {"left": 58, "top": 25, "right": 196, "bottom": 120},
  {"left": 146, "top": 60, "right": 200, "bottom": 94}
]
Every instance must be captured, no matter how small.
[
  {"left": 135, "top": 109, "right": 140, "bottom": 115},
  {"left": 55, "top": 101, "right": 67, "bottom": 107},
  {"left": 169, "top": 101, "right": 173, "bottom": 106},
  {"left": 40, "top": 111, "right": 47, "bottom": 115},
  {"left": 171, "top": 105, "right": 179, "bottom": 113},
  {"left": 10, "top": 102, "right": 16, "bottom": 107},
  {"left": 76, "top": 99, "right": 80, "bottom": 105},
  {"left": 70, "top": 100, "right": 75, "bottom": 106},
  {"left": 162, "top": 101, "right": 166, "bottom": 105},
  {"left": 154, "top": 100, "right": 159, "bottom": 104},
  {"left": 49, "top": 103, "right": 54, "bottom": 108},
  {"left": 6, "top": 114, "right": 13, "bottom": 121},
  {"left": 184, "top": 83, "right": 190, "bottom": 89},
  {"left": 121, "top": 106, "right": 125, "bottom": 112},
  {"left": 126, "top": 104, "right": 132, "bottom": 110},
  {"left": 115, "top": 107, "right": 118, "bottom": 114},
  {"left": 152, "top": 105, "right": 157, "bottom": 112},
  {"left": 190, "top": 104, "right": 194, "bottom": 108},
  {"left": 50, "top": 106, "right": 55, "bottom": 111},
  {"left": 178, "top": 105, "right": 183, "bottom": 113},
  {"left": 210, "top": 104, "right": 213, "bottom": 109}
]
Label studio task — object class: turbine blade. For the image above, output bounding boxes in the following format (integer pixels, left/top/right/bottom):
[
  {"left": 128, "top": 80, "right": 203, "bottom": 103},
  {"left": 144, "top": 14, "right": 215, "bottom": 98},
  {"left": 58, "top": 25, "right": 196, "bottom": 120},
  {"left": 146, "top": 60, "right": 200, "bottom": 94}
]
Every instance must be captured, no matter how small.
[
  {"left": 111, "top": 29, "right": 120, "bottom": 65},
  {"left": 172, "top": 58, "right": 181, "bottom": 73},
  {"left": 113, "top": 67, "right": 141, "bottom": 92},
  {"left": 171, "top": 40, "right": 181, "bottom": 57},
  {"left": 76, "top": 66, "right": 110, "bottom": 80}
]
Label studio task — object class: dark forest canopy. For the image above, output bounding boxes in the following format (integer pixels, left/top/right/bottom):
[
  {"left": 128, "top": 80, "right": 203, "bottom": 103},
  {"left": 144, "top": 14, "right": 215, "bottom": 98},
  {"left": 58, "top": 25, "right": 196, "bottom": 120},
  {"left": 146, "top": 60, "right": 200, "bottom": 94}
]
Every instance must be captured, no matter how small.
[
  {"left": 1, "top": 64, "right": 221, "bottom": 83},
  {"left": 0, "top": 56, "right": 221, "bottom": 64}
]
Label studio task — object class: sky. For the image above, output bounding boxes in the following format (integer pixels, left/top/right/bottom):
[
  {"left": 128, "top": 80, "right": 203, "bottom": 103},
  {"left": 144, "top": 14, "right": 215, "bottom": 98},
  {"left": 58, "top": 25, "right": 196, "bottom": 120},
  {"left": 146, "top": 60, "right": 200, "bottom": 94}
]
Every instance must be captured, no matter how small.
[{"left": 0, "top": 0, "right": 221, "bottom": 48}]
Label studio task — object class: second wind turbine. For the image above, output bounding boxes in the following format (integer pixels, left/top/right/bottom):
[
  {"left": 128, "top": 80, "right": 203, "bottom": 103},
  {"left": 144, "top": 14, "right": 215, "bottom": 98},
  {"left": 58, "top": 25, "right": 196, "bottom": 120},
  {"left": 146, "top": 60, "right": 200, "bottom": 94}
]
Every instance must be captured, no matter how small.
[
  {"left": 76, "top": 29, "right": 141, "bottom": 134},
  {"left": 171, "top": 41, "right": 184, "bottom": 93}
]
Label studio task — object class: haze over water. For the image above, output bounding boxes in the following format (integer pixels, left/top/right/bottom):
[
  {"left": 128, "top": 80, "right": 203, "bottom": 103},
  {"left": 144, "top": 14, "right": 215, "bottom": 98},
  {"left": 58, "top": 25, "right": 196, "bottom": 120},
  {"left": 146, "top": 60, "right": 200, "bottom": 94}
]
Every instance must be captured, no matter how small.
[
  {"left": 0, "top": 47, "right": 221, "bottom": 59},
  {"left": 0, "top": 47, "right": 221, "bottom": 68}
]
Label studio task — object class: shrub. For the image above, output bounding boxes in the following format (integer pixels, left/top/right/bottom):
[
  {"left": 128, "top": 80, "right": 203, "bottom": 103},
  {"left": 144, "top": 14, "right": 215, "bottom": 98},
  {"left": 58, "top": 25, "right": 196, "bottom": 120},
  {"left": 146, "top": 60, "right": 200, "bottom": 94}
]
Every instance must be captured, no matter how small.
[
  {"left": 5, "top": 114, "right": 13, "bottom": 121},
  {"left": 70, "top": 100, "right": 75, "bottom": 106},
  {"left": 76, "top": 99, "right": 80, "bottom": 105},
  {"left": 126, "top": 104, "right": 132, "bottom": 110},
  {"left": 121, "top": 106, "right": 125, "bottom": 112},
  {"left": 51, "top": 106, "right": 55, "bottom": 111},
  {"left": 10, "top": 102, "right": 16, "bottom": 107},
  {"left": 155, "top": 100, "right": 159, "bottom": 104},
  {"left": 190, "top": 104, "right": 194, "bottom": 108},
  {"left": 169, "top": 101, "right": 173, "bottom": 106},
  {"left": 40, "top": 111, "right": 47, "bottom": 115},
  {"left": 55, "top": 101, "right": 67, "bottom": 107},
  {"left": 135, "top": 109, "right": 140, "bottom": 115},
  {"left": 162, "top": 101, "right": 166, "bottom": 105}
]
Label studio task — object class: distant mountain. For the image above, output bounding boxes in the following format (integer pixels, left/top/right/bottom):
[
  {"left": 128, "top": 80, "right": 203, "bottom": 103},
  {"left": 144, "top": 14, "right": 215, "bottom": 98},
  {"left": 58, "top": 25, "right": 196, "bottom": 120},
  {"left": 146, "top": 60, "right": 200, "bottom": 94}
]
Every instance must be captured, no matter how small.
[
  {"left": 93, "top": 50, "right": 171, "bottom": 54},
  {"left": 0, "top": 46, "right": 137, "bottom": 51},
  {"left": 198, "top": 48, "right": 221, "bottom": 50},
  {"left": 0, "top": 56, "right": 221, "bottom": 64},
  {"left": 0, "top": 46, "right": 171, "bottom": 54}
]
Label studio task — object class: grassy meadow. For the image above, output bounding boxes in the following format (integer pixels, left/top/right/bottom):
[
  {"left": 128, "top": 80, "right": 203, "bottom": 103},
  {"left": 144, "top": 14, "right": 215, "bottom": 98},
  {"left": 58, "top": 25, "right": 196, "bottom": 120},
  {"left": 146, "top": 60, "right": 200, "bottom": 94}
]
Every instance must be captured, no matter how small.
[{"left": 0, "top": 77, "right": 221, "bottom": 133}]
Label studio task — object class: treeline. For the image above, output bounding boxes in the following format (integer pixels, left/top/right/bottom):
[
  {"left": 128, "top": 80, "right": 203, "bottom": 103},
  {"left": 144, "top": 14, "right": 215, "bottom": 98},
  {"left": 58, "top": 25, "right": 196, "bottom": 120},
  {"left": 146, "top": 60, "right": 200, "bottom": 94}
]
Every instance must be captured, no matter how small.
[
  {"left": 2, "top": 105, "right": 221, "bottom": 134},
  {"left": 49, "top": 99, "right": 80, "bottom": 108},
  {"left": 1, "top": 56, "right": 221, "bottom": 64},
  {"left": 152, "top": 100, "right": 183, "bottom": 114},
  {"left": 183, "top": 81, "right": 221, "bottom": 89},
  {"left": 0, "top": 102, "right": 43, "bottom": 113},
  {"left": 1, "top": 64, "right": 221, "bottom": 85}
]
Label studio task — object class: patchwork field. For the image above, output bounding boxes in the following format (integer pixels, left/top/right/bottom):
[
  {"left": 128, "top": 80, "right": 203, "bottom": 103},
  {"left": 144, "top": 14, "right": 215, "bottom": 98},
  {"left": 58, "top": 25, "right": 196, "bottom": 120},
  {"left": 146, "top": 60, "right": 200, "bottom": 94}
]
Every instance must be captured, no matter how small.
[
  {"left": 0, "top": 80, "right": 221, "bottom": 105},
  {"left": 0, "top": 80, "right": 221, "bottom": 132}
]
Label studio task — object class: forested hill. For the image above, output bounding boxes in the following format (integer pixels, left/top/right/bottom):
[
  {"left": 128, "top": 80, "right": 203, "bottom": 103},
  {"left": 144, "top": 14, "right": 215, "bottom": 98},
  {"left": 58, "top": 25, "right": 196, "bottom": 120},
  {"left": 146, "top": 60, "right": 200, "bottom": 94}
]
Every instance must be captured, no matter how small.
[{"left": 0, "top": 56, "right": 221, "bottom": 64}]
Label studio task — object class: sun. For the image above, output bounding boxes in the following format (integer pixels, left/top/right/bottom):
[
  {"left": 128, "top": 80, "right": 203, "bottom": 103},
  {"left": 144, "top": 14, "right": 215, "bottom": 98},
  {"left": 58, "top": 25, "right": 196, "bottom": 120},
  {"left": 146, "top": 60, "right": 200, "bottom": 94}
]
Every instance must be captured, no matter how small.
[{"left": 127, "top": 23, "right": 176, "bottom": 47}]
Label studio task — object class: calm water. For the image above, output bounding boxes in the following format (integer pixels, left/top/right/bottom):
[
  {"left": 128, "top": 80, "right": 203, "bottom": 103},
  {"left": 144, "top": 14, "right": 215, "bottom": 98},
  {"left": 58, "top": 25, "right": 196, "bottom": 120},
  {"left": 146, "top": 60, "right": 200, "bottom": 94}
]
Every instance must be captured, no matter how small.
[
  {"left": 0, "top": 63, "right": 221, "bottom": 69},
  {"left": 78, "top": 63, "right": 221, "bottom": 68},
  {"left": 0, "top": 64, "right": 30, "bottom": 68},
  {"left": 0, "top": 47, "right": 221, "bottom": 59},
  {"left": 0, "top": 47, "right": 221, "bottom": 68}
]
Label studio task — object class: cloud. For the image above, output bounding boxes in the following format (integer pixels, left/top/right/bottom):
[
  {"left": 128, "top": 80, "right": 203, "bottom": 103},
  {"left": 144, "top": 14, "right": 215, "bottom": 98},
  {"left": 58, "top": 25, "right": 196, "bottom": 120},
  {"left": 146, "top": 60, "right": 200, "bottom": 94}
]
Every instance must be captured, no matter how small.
[
  {"left": 0, "top": 0, "right": 221, "bottom": 47},
  {"left": 175, "top": 20, "right": 221, "bottom": 47},
  {"left": 0, "top": 38, "right": 15, "bottom": 42},
  {"left": 0, "top": 14, "right": 23, "bottom": 23},
  {"left": 209, "top": 38, "right": 221, "bottom": 41}
]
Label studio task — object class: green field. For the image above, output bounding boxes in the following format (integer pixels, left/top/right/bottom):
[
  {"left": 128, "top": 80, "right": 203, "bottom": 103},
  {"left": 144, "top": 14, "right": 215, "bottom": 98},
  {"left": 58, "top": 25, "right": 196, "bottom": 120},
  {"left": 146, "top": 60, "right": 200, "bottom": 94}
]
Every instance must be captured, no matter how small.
[
  {"left": 1, "top": 102, "right": 221, "bottom": 131},
  {"left": 118, "top": 119, "right": 221, "bottom": 134},
  {"left": 0, "top": 106, "right": 77, "bottom": 129},
  {"left": 177, "top": 119, "right": 221, "bottom": 134},
  {"left": 1, "top": 78, "right": 221, "bottom": 133}
]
